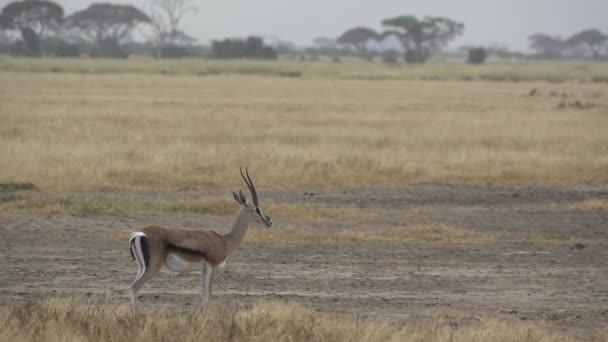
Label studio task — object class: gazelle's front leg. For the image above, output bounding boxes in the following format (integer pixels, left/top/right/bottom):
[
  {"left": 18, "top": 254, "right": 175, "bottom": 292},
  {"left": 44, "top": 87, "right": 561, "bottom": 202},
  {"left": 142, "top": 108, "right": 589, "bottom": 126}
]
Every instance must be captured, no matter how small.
[{"left": 200, "top": 262, "right": 215, "bottom": 312}]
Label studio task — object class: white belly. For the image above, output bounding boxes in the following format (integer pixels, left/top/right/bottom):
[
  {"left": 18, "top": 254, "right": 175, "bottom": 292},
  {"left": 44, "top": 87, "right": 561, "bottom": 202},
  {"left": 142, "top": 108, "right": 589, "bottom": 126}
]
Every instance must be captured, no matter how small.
[{"left": 164, "top": 253, "right": 205, "bottom": 273}]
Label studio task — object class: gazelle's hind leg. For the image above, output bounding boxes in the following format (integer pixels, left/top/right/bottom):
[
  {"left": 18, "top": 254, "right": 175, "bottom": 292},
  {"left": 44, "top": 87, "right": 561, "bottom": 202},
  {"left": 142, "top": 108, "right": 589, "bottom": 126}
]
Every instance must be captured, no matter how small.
[
  {"left": 129, "top": 237, "right": 143, "bottom": 311},
  {"left": 128, "top": 233, "right": 162, "bottom": 316}
]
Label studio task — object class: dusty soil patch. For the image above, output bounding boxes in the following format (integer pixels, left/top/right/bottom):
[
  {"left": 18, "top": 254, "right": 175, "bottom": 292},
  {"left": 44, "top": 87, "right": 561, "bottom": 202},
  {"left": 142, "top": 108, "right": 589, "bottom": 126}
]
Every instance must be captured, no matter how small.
[{"left": 1, "top": 184, "right": 607, "bottom": 339}]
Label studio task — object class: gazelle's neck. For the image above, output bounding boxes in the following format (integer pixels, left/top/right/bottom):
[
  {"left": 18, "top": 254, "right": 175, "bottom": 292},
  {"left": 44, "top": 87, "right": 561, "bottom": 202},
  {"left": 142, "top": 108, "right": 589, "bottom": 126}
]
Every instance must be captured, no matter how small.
[{"left": 223, "top": 207, "right": 252, "bottom": 255}]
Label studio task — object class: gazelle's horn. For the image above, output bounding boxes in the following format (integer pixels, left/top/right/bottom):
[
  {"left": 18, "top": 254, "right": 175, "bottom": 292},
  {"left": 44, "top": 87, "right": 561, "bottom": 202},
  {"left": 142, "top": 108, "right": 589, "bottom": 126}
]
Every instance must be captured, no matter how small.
[
  {"left": 245, "top": 168, "right": 259, "bottom": 206},
  {"left": 240, "top": 167, "right": 258, "bottom": 206}
]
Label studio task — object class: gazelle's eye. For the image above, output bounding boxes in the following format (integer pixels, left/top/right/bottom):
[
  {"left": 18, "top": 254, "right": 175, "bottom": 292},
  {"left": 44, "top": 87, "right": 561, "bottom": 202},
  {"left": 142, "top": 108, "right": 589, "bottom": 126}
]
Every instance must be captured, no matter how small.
[{"left": 255, "top": 207, "right": 261, "bottom": 214}]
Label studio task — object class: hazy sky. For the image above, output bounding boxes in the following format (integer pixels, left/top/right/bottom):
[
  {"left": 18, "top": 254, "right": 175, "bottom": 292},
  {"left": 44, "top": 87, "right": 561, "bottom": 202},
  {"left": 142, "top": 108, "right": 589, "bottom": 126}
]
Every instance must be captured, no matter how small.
[{"left": 6, "top": 0, "right": 608, "bottom": 50}]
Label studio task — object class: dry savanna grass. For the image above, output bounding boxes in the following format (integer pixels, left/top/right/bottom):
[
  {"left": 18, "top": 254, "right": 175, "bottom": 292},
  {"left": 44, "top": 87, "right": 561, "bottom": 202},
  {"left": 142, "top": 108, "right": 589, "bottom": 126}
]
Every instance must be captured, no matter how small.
[
  {"left": 0, "top": 296, "right": 575, "bottom": 342},
  {"left": 1, "top": 61, "right": 608, "bottom": 192}
]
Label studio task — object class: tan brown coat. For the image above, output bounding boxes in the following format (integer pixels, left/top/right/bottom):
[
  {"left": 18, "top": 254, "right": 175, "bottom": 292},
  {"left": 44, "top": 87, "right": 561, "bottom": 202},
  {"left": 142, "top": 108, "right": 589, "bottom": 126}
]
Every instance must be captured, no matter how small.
[{"left": 140, "top": 225, "right": 228, "bottom": 265}]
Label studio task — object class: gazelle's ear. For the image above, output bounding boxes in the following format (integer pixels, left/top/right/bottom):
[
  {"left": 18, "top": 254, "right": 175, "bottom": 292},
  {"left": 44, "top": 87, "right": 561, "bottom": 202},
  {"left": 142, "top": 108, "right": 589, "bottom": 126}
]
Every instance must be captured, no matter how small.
[
  {"left": 238, "top": 190, "right": 248, "bottom": 206},
  {"left": 232, "top": 192, "right": 243, "bottom": 205}
]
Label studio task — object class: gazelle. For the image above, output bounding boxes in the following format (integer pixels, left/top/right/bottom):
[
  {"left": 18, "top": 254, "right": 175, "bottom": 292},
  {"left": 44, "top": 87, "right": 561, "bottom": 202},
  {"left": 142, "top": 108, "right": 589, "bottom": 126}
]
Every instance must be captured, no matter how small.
[{"left": 128, "top": 168, "right": 272, "bottom": 315}]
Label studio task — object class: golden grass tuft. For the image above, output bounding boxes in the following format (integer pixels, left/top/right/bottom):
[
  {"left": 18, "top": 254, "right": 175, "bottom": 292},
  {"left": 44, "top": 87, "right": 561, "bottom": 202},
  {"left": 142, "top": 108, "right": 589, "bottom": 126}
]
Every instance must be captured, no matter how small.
[
  {"left": 568, "top": 199, "right": 608, "bottom": 211},
  {"left": 0, "top": 297, "right": 572, "bottom": 342}
]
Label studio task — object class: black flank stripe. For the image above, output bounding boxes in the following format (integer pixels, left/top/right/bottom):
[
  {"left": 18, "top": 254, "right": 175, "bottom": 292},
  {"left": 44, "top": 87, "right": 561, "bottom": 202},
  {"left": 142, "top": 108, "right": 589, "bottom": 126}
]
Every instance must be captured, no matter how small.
[{"left": 168, "top": 244, "right": 207, "bottom": 258}]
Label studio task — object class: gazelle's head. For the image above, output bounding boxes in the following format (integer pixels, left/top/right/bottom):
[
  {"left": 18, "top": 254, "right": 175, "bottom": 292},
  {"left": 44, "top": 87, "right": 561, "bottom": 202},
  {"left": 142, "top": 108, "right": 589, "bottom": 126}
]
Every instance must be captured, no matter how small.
[{"left": 232, "top": 167, "right": 272, "bottom": 228}]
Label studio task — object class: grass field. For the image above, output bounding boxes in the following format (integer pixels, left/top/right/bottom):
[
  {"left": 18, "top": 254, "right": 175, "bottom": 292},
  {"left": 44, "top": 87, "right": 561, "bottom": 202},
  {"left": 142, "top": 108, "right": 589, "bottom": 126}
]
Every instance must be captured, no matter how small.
[
  {"left": 1, "top": 58, "right": 607, "bottom": 191},
  {"left": 2, "top": 58, "right": 608, "bottom": 341}
]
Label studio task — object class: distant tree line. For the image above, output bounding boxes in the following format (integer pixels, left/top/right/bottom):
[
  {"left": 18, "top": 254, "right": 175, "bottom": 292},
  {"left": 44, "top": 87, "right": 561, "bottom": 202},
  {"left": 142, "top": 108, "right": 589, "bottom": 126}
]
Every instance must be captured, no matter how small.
[
  {"left": 335, "top": 16, "right": 608, "bottom": 63},
  {"left": 529, "top": 30, "right": 608, "bottom": 60},
  {"left": 0, "top": 0, "right": 278, "bottom": 59},
  {"left": 1, "top": 2, "right": 606, "bottom": 62}
]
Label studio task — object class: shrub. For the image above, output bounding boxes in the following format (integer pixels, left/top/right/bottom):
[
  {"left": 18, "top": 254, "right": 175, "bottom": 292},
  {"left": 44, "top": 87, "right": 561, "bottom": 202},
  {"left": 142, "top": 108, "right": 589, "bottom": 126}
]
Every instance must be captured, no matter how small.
[
  {"left": 467, "top": 47, "right": 487, "bottom": 65},
  {"left": 405, "top": 49, "right": 430, "bottom": 63},
  {"left": 211, "top": 36, "right": 277, "bottom": 59},
  {"left": 383, "top": 50, "right": 400, "bottom": 64},
  {"left": 160, "top": 44, "right": 188, "bottom": 58},
  {"left": 91, "top": 39, "right": 128, "bottom": 59},
  {"left": 54, "top": 41, "right": 82, "bottom": 58}
]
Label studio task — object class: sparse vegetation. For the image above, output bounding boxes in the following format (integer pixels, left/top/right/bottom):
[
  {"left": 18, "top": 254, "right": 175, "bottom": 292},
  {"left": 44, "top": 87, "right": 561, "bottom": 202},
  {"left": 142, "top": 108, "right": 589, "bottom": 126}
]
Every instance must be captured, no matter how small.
[
  {"left": 0, "top": 193, "right": 376, "bottom": 223},
  {"left": 0, "top": 297, "right": 572, "bottom": 342}
]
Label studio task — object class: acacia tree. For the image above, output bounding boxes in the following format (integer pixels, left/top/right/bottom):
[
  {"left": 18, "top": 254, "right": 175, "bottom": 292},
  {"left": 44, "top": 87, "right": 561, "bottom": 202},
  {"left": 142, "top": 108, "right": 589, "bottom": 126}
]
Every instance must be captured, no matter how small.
[
  {"left": 567, "top": 29, "right": 608, "bottom": 60},
  {"left": 337, "top": 26, "right": 379, "bottom": 56},
  {"left": 381, "top": 15, "right": 464, "bottom": 63},
  {"left": 0, "top": 0, "right": 63, "bottom": 36},
  {"left": 146, "top": 0, "right": 197, "bottom": 48},
  {"left": 67, "top": 3, "right": 150, "bottom": 44},
  {"left": 0, "top": 0, "right": 63, "bottom": 55},
  {"left": 0, "top": 12, "right": 9, "bottom": 30},
  {"left": 528, "top": 33, "right": 566, "bottom": 59},
  {"left": 66, "top": 3, "right": 151, "bottom": 57}
]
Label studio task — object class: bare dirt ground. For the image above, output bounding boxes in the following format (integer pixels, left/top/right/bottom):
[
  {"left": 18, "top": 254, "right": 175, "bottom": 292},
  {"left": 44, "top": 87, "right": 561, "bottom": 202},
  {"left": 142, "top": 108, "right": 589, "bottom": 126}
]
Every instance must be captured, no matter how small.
[{"left": 1, "top": 184, "right": 608, "bottom": 337}]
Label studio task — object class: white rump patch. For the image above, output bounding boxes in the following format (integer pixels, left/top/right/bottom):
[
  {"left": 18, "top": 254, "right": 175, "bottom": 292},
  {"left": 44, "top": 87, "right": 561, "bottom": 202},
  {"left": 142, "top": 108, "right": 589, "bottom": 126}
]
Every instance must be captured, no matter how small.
[{"left": 130, "top": 232, "right": 146, "bottom": 276}]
